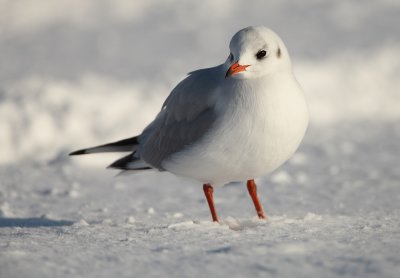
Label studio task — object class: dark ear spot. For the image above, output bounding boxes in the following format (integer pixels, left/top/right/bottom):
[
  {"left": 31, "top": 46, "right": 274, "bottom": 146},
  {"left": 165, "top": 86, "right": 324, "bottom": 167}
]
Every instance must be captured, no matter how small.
[{"left": 277, "top": 47, "right": 281, "bottom": 58}]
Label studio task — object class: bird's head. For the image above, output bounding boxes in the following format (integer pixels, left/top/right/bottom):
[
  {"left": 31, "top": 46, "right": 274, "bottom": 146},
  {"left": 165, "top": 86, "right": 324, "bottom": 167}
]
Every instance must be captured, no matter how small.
[{"left": 224, "top": 26, "right": 291, "bottom": 79}]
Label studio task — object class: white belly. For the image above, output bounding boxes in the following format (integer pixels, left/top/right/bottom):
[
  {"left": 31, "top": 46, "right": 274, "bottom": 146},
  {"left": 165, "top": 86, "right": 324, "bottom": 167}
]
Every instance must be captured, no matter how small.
[{"left": 163, "top": 75, "right": 309, "bottom": 185}]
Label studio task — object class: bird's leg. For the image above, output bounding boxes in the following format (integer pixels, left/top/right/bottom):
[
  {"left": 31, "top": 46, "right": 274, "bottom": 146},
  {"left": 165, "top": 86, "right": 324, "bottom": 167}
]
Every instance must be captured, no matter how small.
[
  {"left": 247, "top": 179, "right": 267, "bottom": 219},
  {"left": 203, "top": 184, "right": 219, "bottom": 222}
]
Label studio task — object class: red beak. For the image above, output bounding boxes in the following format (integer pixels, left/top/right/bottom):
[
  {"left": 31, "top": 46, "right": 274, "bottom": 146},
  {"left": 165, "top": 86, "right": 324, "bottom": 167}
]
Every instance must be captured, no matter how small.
[{"left": 225, "top": 61, "right": 250, "bottom": 78}]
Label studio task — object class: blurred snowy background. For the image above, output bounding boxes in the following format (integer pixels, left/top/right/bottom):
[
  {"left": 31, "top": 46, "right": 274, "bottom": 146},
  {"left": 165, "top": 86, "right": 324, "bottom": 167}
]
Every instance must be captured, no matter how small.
[{"left": 1, "top": 1, "right": 400, "bottom": 278}]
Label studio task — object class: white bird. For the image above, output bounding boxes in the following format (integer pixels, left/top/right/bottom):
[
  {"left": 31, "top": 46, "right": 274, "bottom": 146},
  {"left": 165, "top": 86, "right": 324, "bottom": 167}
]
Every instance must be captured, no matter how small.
[{"left": 70, "top": 26, "right": 308, "bottom": 222}]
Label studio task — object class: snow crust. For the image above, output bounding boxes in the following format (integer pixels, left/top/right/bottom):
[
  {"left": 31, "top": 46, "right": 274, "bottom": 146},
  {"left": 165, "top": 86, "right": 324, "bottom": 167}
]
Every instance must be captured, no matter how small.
[{"left": 1, "top": 1, "right": 400, "bottom": 277}]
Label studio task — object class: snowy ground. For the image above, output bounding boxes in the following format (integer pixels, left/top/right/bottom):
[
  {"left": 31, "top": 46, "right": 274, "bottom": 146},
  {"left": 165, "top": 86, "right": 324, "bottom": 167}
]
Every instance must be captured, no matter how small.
[{"left": 1, "top": 1, "right": 400, "bottom": 277}]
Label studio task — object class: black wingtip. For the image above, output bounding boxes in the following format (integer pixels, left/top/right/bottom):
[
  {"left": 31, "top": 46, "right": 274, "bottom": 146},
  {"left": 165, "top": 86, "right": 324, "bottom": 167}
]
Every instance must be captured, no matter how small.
[
  {"left": 107, "top": 153, "right": 135, "bottom": 169},
  {"left": 107, "top": 159, "right": 126, "bottom": 169},
  {"left": 69, "top": 149, "right": 87, "bottom": 156}
]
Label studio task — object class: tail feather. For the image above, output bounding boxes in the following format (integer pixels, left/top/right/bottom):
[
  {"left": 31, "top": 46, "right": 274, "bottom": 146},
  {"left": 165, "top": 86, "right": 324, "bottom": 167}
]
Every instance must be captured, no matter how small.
[
  {"left": 69, "top": 136, "right": 139, "bottom": 155},
  {"left": 115, "top": 168, "right": 155, "bottom": 177}
]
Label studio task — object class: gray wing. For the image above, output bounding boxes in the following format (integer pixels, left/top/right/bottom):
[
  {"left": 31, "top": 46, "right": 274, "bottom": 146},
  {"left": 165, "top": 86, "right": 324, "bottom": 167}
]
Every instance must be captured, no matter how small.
[{"left": 139, "top": 65, "right": 224, "bottom": 169}]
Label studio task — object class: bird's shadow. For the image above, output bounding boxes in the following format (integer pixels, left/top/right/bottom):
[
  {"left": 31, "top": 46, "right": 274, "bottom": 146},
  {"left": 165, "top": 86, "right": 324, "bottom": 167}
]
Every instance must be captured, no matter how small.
[{"left": 0, "top": 217, "right": 74, "bottom": 228}]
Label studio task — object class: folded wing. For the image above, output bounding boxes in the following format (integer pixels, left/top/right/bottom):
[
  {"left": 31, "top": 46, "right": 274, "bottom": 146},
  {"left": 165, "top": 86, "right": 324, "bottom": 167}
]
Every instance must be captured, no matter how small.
[{"left": 138, "top": 65, "right": 224, "bottom": 170}]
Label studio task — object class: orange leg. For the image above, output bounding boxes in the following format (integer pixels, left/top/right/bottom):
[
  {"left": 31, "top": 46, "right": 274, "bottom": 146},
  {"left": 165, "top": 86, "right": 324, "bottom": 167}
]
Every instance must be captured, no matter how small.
[
  {"left": 203, "top": 184, "right": 219, "bottom": 222},
  {"left": 247, "top": 179, "right": 267, "bottom": 219}
]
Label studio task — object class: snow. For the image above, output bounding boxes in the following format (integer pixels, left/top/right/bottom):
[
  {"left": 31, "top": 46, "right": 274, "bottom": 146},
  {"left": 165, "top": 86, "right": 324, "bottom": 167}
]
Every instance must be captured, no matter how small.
[{"left": 1, "top": 0, "right": 400, "bottom": 277}]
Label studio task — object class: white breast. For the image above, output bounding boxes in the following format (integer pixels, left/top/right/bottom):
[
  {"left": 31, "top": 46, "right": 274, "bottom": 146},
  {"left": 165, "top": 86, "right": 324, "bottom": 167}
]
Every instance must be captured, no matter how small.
[{"left": 163, "top": 73, "right": 308, "bottom": 185}]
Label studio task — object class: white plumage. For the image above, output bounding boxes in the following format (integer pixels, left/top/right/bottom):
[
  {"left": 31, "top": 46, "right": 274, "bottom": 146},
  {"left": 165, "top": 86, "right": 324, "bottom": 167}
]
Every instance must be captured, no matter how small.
[{"left": 164, "top": 72, "right": 308, "bottom": 185}]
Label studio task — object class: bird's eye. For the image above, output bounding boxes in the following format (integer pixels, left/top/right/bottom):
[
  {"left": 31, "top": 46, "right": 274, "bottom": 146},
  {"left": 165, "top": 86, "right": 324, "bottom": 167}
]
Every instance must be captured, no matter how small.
[
  {"left": 229, "top": 53, "right": 234, "bottom": 62},
  {"left": 256, "top": 50, "right": 267, "bottom": 60}
]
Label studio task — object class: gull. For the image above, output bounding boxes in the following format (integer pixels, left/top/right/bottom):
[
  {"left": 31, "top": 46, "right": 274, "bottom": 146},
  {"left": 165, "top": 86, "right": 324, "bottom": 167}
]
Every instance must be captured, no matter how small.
[{"left": 70, "top": 26, "right": 308, "bottom": 222}]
